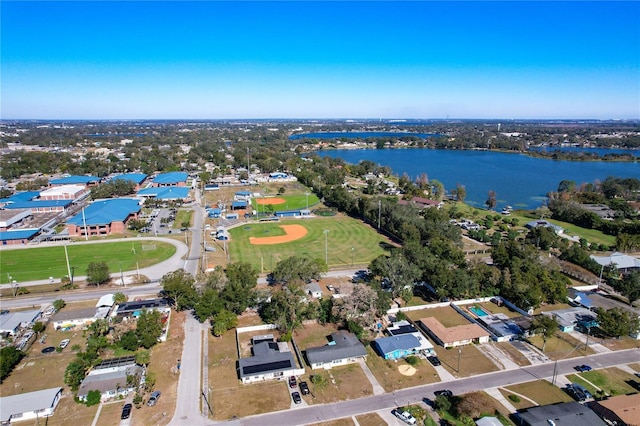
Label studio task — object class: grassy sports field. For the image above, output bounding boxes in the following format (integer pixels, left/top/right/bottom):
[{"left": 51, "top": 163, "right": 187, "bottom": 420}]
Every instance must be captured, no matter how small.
[
  {"left": 251, "top": 193, "right": 320, "bottom": 212},
  {"left": 228, "top": 216, "right": 392, "bottom": 272},
  {"left": 0, "top": 241, "right": 176, "bottom": 283}
]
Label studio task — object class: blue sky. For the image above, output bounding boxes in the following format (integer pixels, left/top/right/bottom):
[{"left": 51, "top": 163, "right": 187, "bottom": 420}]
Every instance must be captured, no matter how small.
[{"left": 2, "top": 1, "right": 639, "bottom": 120}]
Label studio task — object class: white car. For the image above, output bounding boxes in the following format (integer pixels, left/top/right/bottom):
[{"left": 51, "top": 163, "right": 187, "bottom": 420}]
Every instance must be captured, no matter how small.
[
  {"left": 392, "top": 409, "right": 416, "bottom": 425},
  {"left": 59, "top": 339, "right": 70, "bottom": 349}
]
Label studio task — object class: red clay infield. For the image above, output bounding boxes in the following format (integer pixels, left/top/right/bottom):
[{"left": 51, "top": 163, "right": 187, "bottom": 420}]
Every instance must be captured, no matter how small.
[
  {"left": 256, "top": 197, "right": 286, "bottom": 205},
  {"left": 249, "top": 224, "right": 308, "bottom": 245}
]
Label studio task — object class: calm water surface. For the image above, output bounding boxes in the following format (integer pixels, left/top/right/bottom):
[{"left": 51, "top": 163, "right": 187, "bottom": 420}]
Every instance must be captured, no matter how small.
[{"left": 318, "top": 149, "right": 639, "bottom": 210}]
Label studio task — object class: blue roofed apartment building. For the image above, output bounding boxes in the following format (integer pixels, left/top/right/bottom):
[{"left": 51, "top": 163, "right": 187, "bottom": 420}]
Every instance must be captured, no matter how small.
[{"left": 66, "top": 198, "right": 141, "bottom": 237}]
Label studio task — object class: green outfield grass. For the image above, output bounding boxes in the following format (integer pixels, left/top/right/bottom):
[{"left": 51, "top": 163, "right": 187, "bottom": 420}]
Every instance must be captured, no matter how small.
[
  {"left": 251, "top": 193, "right": 320, "bottom": 212},
  {"left": 0, "top": 241, "right": 176, "bottom": 283},
  {"left": 228, "top": 216, "right": 391, "bottom": 272}
]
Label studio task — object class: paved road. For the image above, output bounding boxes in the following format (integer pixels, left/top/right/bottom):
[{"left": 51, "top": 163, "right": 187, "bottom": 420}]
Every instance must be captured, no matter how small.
[
  {"left": 170, "top": 189, "right": 211, "bottom": 426},
  {"left": 231, "top": 348, "right": 640, "bottom": 426}
]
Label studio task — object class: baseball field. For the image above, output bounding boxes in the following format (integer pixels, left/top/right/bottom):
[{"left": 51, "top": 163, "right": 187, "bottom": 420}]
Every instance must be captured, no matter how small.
[{"left": 228, "top": 216, "right": 392, "bottom": 272}]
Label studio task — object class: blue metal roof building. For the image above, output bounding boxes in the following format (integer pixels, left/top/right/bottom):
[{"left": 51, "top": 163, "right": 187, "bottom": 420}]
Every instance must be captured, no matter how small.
[
  {"left": 67, "top": 198, "right": 141, "bottom": 226},
  {"left": 152, "top": 172, "right": 188, "bottom": 186},
  {"left": 111, "top": 173, "right": 147, "bottom": 185},
  {"left": 0, "top": 229, "right": 39, "bottom": 243},
  {"left": 50, "top": 175, "right": 100, "bottom": 185},
  {"left": 137, "top": 186, "right": 190, "bottom": 200},
  {"left": 3, "top": 200, "right": 73, "bottom": 210},
  {"left": 0, "top": 191, "right": 40, "bottom": 204}
]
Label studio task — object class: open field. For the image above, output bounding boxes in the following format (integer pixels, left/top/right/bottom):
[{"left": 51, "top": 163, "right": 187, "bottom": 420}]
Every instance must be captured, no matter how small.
[
  {"left": 0, "top": 241, "right": 176, "bottom": 284},
  {"left": 228, "top": 216, "right": 392, "bottom": 271},
  {"left": 501, "top": 380, "right": 573, "bottom": 410}
]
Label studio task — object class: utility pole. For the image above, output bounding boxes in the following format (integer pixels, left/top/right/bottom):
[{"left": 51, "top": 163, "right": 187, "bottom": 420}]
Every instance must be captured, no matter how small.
[
  {"left": 378, "top": 200, "right": 381, "bottom": 230},
  {"left": 457, "top": 347, "right": 462, "bottom": 373},
  {"left": 324, "top": 229, "right": 329, "bottom": 265}
]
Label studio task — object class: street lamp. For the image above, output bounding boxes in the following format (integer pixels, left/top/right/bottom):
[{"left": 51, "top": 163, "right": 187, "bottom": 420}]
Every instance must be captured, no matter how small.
[
  {"left": 323, "top": 230, "right": 329, "bottom": 266},
  {"left": 378, "top": 200, "right": 381, "bottom": 230},
  {"left": 351, "top": 247, "right": 355, "bottom": 267}
]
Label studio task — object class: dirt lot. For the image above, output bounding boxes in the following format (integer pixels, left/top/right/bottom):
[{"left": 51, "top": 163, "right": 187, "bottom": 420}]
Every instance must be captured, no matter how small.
[
  {"left": 302, "top": 363, "right": 373, "bottom": 404},
  {"left": 365, "top": 347, "right": 440, "bottom": 392},
  {"left": 434, "top": 343, "right": 500, "bottom": 378},
  {"left": 527, "top": 332, "right": 596, "bottom": 360}
]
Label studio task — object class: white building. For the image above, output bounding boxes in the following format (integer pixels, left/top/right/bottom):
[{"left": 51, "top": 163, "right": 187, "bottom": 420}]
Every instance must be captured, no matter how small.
[{"left": 0, "top": 387, "right": 63, "bottom": 424}]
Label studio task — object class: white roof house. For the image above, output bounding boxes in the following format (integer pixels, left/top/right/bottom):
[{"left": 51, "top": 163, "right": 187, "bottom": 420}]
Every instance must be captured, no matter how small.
[
  {"left": 0, "top": 309, "right": 41, "bottom": 336},
  {"left": 96, "top": 293, "right": 115, "bottom": 307},
  {"left": 0, "top": 387, "right": 63, "bottom": 424},
  {"left": 591, "top": 252, "right": 640, "bottom": 272}
]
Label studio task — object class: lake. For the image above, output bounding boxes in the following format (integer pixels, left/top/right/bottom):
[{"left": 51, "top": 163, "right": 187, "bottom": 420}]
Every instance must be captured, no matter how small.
[{"left": 317, "top": 148, "right": 639, "bottom": 210}]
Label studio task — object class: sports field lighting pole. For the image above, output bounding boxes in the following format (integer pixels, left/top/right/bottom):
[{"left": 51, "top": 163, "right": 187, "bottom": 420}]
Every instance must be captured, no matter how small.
[
  {"left": 351, "top": 247, "right": 355, "bottom": 267},
  {"left": 378, "top": 200, "right": 381, "bottom": 230},
  {"left": 64, "top": 244, "right": 72, "bottom": 282},
  {"left": 324, "top": 229, "right": 329, "bottom": 266}
]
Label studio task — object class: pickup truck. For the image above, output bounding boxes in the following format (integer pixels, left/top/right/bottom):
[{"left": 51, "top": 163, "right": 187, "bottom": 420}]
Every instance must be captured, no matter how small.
[{"left": 392, "top": 409, "right": 416, "bottom": 425}]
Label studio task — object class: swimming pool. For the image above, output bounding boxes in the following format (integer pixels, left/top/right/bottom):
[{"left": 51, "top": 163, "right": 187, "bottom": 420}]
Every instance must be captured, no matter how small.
[{"left": 469, "top": 306, "right": 489, "bottom": 317}]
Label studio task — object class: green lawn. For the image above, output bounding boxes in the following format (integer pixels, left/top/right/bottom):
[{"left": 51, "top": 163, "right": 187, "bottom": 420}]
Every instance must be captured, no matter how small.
[
  {"left": 567, "top": 367, "right": 639, "bottom": 396},
  {"left": 446, "top": 202, "right": 616, "bottom": 247},
  {"left": 228, "top": 216, "right": 391, "bottom": 271},
  {"left": 0, "top": 241, "right": 176, "bottom": 283},
  {"left": 251, "top": 193, "right": 320, "bottom": 212}
]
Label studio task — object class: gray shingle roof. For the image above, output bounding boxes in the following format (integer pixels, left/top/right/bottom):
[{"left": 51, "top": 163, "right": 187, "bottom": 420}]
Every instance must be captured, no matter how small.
[{"left": 305, "top": 331, "right": 367, "bottom": 364}]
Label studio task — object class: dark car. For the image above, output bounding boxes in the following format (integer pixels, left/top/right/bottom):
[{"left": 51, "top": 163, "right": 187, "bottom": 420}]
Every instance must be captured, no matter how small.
[
  {"left": 121, "top": 403, "right": 132, "bottom": 420},
  {"left": 575, "top": 365, "right": 592, "bottom": 372},
  {"left": 434, "top": 389, "right": 453, "bottom": 398},
  {"left": 41, "top": 346, "right": 55, "bottom": 354},
  {"left": 291, "top": 391, "right": 302, "bottom": 404},
  {"left": 288, "top": 376, "right": 297, "bottom": 388},
  {"left": 299, "top": 381, "right": 310, "bottom": 395},
  {"left": 147, "top": 390, "right": 161, "bottom": 406},
  {"left": 427, "top": 356, "right": 441, "bottom": 366}
]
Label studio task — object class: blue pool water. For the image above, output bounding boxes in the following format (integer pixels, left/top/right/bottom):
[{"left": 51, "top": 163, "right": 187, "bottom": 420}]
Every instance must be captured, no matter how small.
[{"left": 469, "top": 306, "right": 489, "bottom": 317}]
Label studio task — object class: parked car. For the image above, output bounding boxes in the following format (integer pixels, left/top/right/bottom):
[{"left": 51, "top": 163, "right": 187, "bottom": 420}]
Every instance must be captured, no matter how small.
[
  {"left": 392, "top": 409, "right": 417, "bottom": 425},
  {"left": 575, "top": 365, "right": 592, "bottom": 372},
  {"left": 59, "top": 339, "right": 70, "bottom": 349},
  {"left": 299, "top": 381, "right": 310, "bottom": 395},
  {"left": 121, "top": 403, "right": 132, "bottom": 420},
  {"left": 147, "top": 390, "right": 161, "bottom": 406},
  {"left": 427, "top": 356, "right": 441, "bottom": 366},
  {"left": 434, "top": 389, "right": 453, "bottom": 398},
  {"left": 288, "top": 376, "right": 297, "bottom": 388},
  {"left": 291, "top": 391, "right": 302, "bottom": 404}
]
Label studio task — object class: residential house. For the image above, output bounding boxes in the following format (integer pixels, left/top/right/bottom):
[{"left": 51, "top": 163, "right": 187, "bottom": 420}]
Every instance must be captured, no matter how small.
[
  {"left": 0, "top": 387, "right": 63, "bottom": 424},
  {"left": 590, "top": 393, "right": 640, "bottom": 426},
  {"left": 525, "top": 220, "right": 564, "bottom": 234},
  {"left": 386, "top": 320, "right": 435, "bottom": 354},
  {"left": 418, "top": 317, "right": 490, "bottom": 348},
  {"left": 372, "top": 334, "right": 422, "bottom": 360},
  {"left": 516, "top": 401, "right": 605, "bottom": 426},
  {"left": 77, "top": 357, "right": 144, "bottom": 402},
  {"left": 305, "top": 282, "right": 323, "bottom": 299},
  {"left": 591, "top": 252, "right": 640, "bottom": 274},
  {"left": 305, "top": 330, "right": 367, "bottom": 370},
  {"left": 238, "top": 335, "right": 300, "bottom": 384}
]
